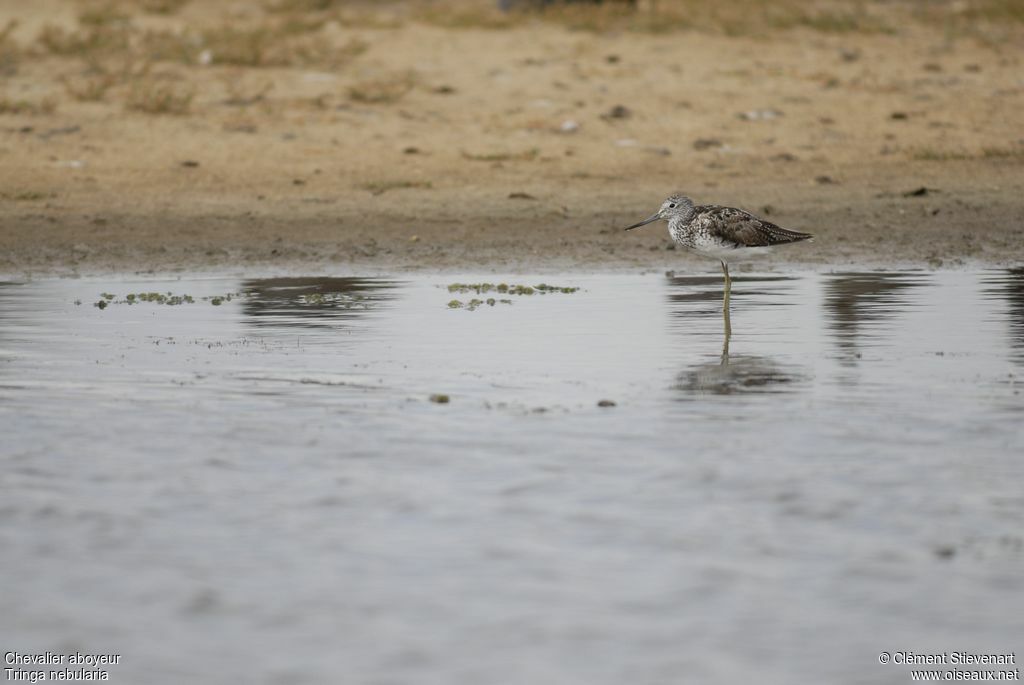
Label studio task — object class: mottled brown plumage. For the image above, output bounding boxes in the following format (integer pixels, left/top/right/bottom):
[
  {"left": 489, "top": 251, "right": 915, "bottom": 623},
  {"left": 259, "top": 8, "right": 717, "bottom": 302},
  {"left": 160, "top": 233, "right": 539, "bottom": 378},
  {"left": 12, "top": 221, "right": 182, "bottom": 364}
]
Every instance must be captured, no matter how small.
[
  {"left": 623, "top": 194, "right": 812, "bottom": 256},
  {"left": 685, "top": 204, "right": 813, "bottom": 252},
  {"left": 623, "top": 194, "right": 813, "bottom": 338}
]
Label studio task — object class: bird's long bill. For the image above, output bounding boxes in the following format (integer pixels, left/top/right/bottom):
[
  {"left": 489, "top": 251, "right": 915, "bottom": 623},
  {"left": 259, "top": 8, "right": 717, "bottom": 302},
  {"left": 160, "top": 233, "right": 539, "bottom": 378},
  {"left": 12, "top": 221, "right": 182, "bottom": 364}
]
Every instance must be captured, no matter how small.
[{"left": 623, "top": 214, "right": 660, "bottom": 231}]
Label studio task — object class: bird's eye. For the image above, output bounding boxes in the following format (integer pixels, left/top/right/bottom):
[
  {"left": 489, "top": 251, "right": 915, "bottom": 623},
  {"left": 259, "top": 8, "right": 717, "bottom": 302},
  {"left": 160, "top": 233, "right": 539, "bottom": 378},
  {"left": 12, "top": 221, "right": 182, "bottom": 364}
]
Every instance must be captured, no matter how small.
[{"left": 668, "top": 203, "right": 676, "bottom": 208}]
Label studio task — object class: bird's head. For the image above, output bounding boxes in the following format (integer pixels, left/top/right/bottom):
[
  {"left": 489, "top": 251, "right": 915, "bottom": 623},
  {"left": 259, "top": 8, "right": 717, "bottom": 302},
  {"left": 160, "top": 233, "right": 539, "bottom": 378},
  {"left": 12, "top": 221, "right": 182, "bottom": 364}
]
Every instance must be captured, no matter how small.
[{"left": 623, "top": 194, "right": 693, "bottom": 231}]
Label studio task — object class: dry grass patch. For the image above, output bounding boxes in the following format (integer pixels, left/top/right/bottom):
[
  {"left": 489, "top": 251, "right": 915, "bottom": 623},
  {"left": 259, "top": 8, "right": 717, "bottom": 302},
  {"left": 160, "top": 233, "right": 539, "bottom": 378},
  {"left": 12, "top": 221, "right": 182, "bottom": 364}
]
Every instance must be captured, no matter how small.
[
  {"left": 77, "top": 4, "right": 133, "bottom": 27},
  {"left": 981, "top": 147, "right": 1024, "bottom": 160},
  {"left": 360, "top": 179, "right": 433, "bottom": 195},
  {"left": 61, "top": 68, "right": 119, "bottom": 102},
  {"left": 910, "top": 148, "right": 972, "bottom": 161},
  {"left": 916, "top": 0, "right": 1024, "bottom": 25},
  {"left": 184, "top": 25, "right": 366, "bottom": 68},
  {"left": 137, "top": 29, "right": 200, "bottom": 64},
  {"left": 666, "top": 2, "right": 892, "bottom": 36},
  {"left": 0, "top": 97, "right": 58, "bottom": 115},
  {"left": 266, "top": 0, "right": 408, "bottom": 28},
  {"left": 348, "top": 71, "right": 417, "bottom": 104},
  {"left": 414, "top": 4, "right": 520, "bottom": 30},
  {"left": 134, "top": 0, "right": 191, "bottom": 15},
  {"left": 910, "top": 0, "right": 1024, "bottom": 44},
  {"left": 36, "top": 3, "right": 134, "bottom": 56},
  {"left": 37, "top": 22, "right": 132, "bottom": 58},
  {"left": 910, "top": 146, "right": 1024, "bottom": 162},
  {"left": 0, "top": 190, "right": 56, "bottom": 201},
  {"left": 461, "top": 148, "right": 540, "bottom": 162},
  {"left": 765, "top": 8, "right": 893, "bottom": 34},
  {"left": 1, "top": 20, "right": 20, "bottom": 75},
  {"left": 265, "top": 0, "right": 340, "bottom": 12},
  {"left": 412, "top": 0, "right": 892, "bottom": 35},
  {"left": 61, "top": 59, "right": 154, "bottom": 103},
  {"left": 36, "top": 10, "right": 367, "bottom": 70},
  {"left": 193, "top": 26, "right": 277, "bottom": 67},
  {"left": 126, "top": 75, "right": 194, "bottom": 114},
  {"left": 222, "top": 75, "right": 275, "bottom": 107}
]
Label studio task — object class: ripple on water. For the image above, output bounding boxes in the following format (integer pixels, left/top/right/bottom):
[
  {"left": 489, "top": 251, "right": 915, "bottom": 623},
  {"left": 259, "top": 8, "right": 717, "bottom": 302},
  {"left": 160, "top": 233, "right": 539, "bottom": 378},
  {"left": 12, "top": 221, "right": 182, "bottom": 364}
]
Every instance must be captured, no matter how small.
[{"left": 0, "top": 271, "right": 1021, "bottom": 684}]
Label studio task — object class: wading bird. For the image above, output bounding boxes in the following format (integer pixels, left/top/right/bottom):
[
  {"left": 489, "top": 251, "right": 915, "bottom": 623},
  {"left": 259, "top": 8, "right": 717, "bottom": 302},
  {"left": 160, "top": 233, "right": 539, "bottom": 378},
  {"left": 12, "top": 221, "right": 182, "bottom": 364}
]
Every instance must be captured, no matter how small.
[{"left": 624, "top": 194, "right": 812, "bottom": 338}]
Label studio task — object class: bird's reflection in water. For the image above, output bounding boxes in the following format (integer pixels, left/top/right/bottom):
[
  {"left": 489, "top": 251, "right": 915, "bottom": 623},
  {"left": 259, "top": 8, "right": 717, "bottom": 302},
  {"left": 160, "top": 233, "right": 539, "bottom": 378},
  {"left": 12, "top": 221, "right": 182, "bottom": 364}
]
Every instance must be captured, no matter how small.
[
  {"left": 664, "top": 273, "right": 796, "bottom": 311},
  {"left": 674, "top": 314, "right": 806, "bottom": 396},
  {"left": 823, "top": 272, "right": 928, "bottom": 366},
  {"left": 675, "top": 353, "right": 803, "bottom": 396},
  {"left": 239, "top": 277, "right": 399, "bottom": 334},
  {"left": 981, "top": 267, "right": 1024, "bottom": 365},
  {"left": 666, "top": 272, "right": 806, "bottom": 397}
]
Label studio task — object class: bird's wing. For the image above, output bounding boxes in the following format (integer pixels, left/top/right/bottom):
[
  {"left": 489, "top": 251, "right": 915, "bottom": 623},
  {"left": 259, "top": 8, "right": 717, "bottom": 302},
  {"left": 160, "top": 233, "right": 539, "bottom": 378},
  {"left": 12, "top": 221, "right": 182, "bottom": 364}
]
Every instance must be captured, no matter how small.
[{"left": 697, "top": 206, "right": 812, "bottom": 248}]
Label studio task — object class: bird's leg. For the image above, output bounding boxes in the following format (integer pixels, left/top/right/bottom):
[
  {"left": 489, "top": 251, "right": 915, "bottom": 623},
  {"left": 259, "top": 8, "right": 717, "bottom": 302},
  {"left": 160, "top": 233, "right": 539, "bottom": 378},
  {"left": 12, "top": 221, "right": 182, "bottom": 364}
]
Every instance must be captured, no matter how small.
[{"left": 721, "top": 260, "right": 732, "bottom": 340}]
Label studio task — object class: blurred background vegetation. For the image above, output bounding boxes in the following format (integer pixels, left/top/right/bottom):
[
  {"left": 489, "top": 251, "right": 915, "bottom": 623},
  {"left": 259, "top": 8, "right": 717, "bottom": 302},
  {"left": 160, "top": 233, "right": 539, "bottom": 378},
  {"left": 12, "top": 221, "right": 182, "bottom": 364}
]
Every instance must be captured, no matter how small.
[{"left": 2, "top": 0, "right": 1021, "bottom": 117}]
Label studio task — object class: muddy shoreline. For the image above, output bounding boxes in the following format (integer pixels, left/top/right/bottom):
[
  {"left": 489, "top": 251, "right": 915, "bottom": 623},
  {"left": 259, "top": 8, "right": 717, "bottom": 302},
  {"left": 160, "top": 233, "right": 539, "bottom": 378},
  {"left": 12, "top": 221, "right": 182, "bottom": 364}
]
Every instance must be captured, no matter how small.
[
  {"left": 3, "top": 160, "right": 1022, "bottom": 277},
  {"left": 2, "top": 3, "right": 1023, "bottom": 277}
]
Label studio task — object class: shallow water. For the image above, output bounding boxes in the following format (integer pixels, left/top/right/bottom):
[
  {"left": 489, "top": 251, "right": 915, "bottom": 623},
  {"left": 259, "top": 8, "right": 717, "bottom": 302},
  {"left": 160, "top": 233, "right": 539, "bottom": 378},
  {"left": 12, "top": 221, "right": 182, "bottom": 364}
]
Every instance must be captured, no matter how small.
[{"left": 1, "top": 270, "right": 1022, "bottom": 684}]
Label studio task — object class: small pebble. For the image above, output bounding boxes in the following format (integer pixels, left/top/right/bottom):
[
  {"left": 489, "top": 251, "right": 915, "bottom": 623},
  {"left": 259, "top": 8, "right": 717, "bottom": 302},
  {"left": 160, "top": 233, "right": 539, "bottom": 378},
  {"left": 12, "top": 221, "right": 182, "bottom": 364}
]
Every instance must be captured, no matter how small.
[
  {"left": 903, "top": 187, "right": 933, "bottom": 197},
  {"left": 692, "top": 138, "right": 723, "bottom": 150},
  {"left": 738, "top": 109, "right": 782, "bottom": 121},
  {"left": 604, "top": 105, "right": 632, "bottom": 120}
]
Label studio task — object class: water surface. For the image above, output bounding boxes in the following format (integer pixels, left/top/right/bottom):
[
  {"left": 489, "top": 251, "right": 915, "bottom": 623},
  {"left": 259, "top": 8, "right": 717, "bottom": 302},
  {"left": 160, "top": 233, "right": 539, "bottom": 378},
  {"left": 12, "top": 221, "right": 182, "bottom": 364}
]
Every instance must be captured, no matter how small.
[{"left": 1, "top": 270, "right": 1021, "bottom": 684}]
